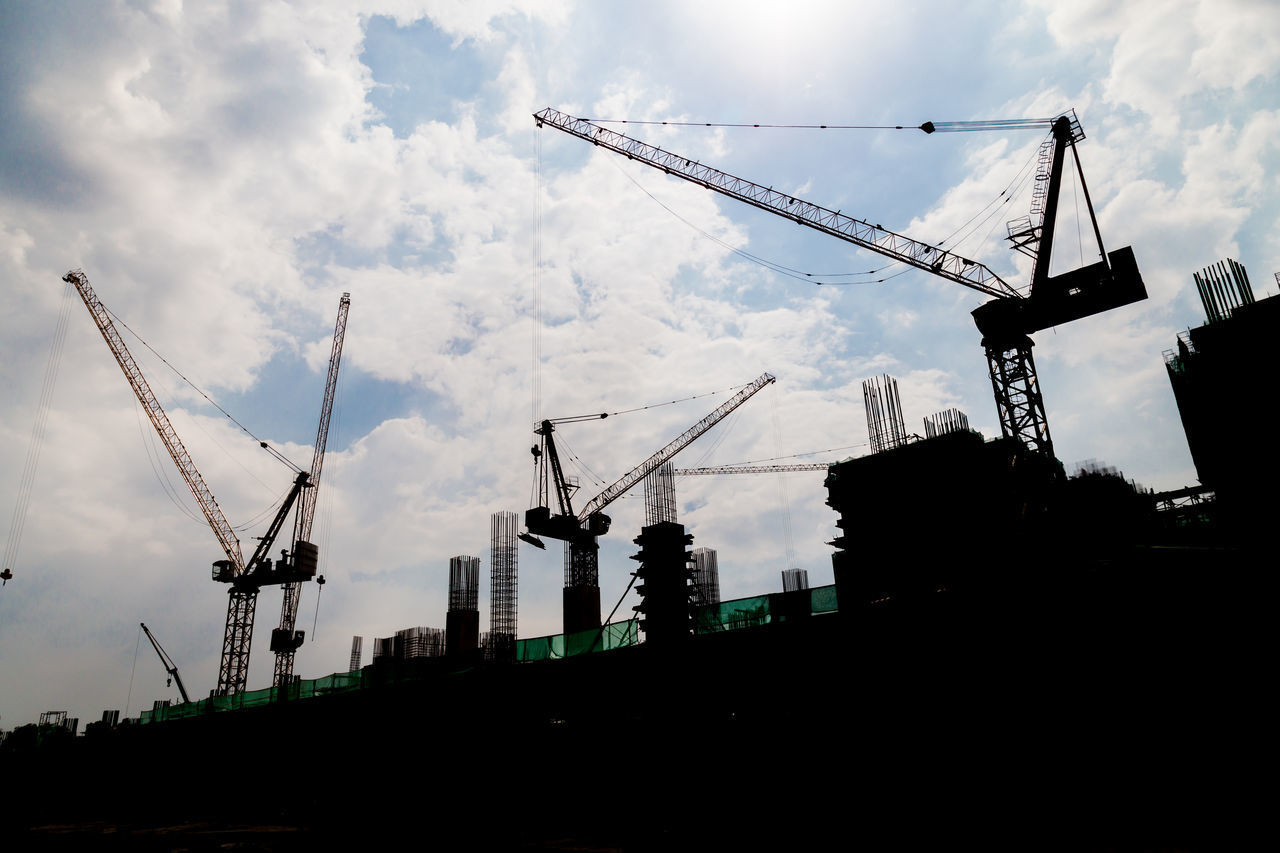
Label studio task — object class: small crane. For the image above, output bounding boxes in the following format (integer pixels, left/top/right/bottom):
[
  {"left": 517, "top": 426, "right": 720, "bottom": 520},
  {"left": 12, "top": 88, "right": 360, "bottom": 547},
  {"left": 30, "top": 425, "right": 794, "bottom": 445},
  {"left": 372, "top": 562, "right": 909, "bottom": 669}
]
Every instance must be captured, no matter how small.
[
  {"left": 140, "top": 622, "right": 190, "bottom": 704},
  {"left": 526, "top": 373, "right": 776, "bottom": 635}
]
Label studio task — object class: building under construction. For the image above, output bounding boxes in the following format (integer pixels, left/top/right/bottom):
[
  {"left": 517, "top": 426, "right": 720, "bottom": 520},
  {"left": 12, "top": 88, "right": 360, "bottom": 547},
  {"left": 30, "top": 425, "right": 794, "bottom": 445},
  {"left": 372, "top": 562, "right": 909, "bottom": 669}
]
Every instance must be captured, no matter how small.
[{"left": 1163, "top": 259, "right": 1279, "bottom": 544}]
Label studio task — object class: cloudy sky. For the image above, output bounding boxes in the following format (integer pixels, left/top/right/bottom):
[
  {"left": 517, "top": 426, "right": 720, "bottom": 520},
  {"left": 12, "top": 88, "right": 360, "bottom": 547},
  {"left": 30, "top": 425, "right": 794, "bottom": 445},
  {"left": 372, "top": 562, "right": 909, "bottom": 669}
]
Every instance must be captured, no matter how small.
[{"left": 2, "top": 0, "right": 1277, "bottom": 727}]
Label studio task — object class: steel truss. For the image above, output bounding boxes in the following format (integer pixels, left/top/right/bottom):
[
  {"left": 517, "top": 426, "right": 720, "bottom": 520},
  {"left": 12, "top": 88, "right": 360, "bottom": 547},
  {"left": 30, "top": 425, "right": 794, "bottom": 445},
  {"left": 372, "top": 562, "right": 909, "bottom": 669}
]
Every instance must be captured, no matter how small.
[{"left": 984, "top": 335, "right": 1052, "bottom": 458}]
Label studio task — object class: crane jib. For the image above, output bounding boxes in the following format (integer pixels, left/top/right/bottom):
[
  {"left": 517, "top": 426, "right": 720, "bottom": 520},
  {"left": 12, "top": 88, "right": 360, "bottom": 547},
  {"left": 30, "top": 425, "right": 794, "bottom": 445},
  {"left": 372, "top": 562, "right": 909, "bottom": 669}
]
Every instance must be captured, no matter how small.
[{"left": 533, "top": 108, "right": 1019, "bottom": 301}]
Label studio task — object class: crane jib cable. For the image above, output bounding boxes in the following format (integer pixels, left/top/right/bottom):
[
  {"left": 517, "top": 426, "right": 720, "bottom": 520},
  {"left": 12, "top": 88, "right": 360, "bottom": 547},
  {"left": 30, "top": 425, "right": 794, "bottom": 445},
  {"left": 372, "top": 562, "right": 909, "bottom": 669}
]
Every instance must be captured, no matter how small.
[
  {"left": 581, "top": 117, "right": 1063, "bottom": 133},
  {"left": 545, "top": 380, "right": 765, "bottom": 425},
  {"left": 102, "top": 305, "right": 303, "bottom": 474}
]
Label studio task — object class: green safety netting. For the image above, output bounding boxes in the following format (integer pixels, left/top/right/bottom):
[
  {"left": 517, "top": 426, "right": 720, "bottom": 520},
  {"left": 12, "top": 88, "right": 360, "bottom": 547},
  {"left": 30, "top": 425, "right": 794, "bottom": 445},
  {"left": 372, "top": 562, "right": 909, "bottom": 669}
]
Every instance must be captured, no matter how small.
[
  {"left": 693, "top": 584, "right": 838, "bottom": 633},
  {"left": 142, "top": 588, "right": 836, "bottom": 723},
  {"left": 516, "top": 618, "right": 639, "bottom": 662},
  {"left": 811, "top": 584, "right": 839, "bottom": 614}
]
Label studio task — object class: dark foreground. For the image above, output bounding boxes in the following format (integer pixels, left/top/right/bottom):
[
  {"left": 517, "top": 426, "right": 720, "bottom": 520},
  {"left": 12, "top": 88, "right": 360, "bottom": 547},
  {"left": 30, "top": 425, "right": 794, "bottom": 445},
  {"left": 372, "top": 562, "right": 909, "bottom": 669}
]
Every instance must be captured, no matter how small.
[{"left": 3, "top": 545, "right": 1268, "bottom": 850}]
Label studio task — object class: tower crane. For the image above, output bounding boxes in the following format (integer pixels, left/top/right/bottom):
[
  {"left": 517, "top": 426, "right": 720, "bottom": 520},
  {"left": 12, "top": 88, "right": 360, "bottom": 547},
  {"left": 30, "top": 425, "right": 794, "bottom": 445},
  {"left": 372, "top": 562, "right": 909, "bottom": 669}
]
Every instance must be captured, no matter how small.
[
  {"left": 526, "top": 372, "right": 776, "bottom": 634},
  {"left": 271, "top": 292, "right": 350, "bottom": 690},
  {"left": 533, "top": 109, "right": 1148, "bottom": 459},
  {"left": 62, "top": 270, "right": 316, "bottom": 696},
  {"left": 141, "top": 622, "right": 190, "bottom": 704}
]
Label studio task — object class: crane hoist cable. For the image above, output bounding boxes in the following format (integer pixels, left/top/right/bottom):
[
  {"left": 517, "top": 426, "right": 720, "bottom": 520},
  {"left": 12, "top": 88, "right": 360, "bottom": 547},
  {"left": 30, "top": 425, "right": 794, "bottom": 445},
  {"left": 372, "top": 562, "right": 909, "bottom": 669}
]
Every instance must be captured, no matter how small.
[
  {"left": 578, "top": 118, "right": 1062, "bottom": 132},
  {"left": 2, "top": 279, "right": 75, "bottom": 584}
]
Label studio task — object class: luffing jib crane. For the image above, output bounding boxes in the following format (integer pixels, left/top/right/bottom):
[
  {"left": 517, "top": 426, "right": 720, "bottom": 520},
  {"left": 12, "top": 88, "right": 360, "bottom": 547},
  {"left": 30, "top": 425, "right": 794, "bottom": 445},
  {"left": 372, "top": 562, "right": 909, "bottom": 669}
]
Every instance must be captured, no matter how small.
[
  {"left": 63, "top": 269, "right": 317, "bottom": 696},
  {"left": 533, "top": 108, "right": 1147, "bottom": 459},
  {"left": 271, "top": 292, "right": 350, "bottom": 690},
  {"left": 141, "top": 622, "right": 190, "bottom": 704},
  {"left": 526, "top": 372, "right": 775, "bottom": 635}
]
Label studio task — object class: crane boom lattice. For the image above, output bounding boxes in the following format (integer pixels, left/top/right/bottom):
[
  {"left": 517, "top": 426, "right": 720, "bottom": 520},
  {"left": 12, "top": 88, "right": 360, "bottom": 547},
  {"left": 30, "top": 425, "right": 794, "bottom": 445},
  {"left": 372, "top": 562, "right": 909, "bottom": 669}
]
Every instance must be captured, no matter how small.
[
  {"left": 577, "top": 372, "right": 777, "bottom": 520},
  {"left": 61, "top": 270, "right": 244, "bottom": 571},
  {"left": 273, "top": 292, "right": 350, "bottom": 689},
  {"left": 533, "top": 109, "right": 1017, "bottom": 300}
]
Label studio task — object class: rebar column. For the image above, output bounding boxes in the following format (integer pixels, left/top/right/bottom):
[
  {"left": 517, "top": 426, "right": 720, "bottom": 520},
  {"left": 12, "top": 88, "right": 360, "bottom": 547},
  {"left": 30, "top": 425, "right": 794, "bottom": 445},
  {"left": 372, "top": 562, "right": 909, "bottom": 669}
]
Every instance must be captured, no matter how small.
[
  {"left": 489, "top": 511, "right": 518, "bottom": 661},
  {"left": 690, "top": 547, "right": 721, "bottom": 607},
  {"left": 447, "top": 555, "right": 480, "bottom": 658}
]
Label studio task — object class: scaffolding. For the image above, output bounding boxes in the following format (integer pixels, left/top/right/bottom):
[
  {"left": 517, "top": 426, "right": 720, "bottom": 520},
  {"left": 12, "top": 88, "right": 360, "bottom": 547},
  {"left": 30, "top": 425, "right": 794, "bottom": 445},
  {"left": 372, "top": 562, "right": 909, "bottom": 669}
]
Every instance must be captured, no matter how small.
[
  {"left": 690, "top": 547, "right": 721, "bottom": 607},
  {"left": 489, "top": 511, "right": 518, "bottom": 660},
  {"left": 863, "top": 374, "right": 907, "bottom": 454}
]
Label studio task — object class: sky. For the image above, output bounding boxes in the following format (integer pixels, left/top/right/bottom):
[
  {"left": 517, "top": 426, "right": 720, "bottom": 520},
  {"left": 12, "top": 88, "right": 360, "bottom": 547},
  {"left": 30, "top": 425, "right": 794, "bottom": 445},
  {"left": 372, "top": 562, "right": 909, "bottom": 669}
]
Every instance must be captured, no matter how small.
[{"left": 1, "top": 0, "right": 1277, "bottom": 728}]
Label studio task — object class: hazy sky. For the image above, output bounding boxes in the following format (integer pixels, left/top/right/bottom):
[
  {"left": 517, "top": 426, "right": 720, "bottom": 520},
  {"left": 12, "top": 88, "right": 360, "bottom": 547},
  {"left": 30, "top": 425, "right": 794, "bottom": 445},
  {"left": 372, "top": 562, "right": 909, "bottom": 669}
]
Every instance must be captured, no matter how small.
[{"left": 2, "top": 0, "right": 1277, "bottom": 728}]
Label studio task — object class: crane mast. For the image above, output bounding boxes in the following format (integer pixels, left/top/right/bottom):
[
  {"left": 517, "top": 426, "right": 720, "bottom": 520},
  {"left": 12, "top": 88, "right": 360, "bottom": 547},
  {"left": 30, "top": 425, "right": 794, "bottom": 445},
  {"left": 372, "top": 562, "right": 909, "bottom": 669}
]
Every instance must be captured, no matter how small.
[
  {"left": 534, "top": 109, "right": 1146, "bottom": 459},
  {"left": 272, "top": 292, "right": 350, "bottom": 689}
]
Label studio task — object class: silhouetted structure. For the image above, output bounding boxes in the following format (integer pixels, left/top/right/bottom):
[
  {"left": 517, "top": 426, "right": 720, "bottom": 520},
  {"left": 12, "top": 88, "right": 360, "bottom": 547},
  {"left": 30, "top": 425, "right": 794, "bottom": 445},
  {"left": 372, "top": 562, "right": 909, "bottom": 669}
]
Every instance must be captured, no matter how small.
[
  {"left": 1164, "top": 258, "right": 1278, "bottom": 544},
  {"left": 924, "top": 407, "right": 969, "bottom": 438},
  {"left": 488, "top": 511, "right": 518, "bottom": 661},
  {"left": 781, "top": 568, "right": 809, "bottom": 592},
  {"left": 447, "top": 555, "right": 480, "bottom": 658},
  {"left": 643, "top": 462, "right": 677, "bottom": 525},
  {"left": 632, "top": 521, "right": 694, "bottom": 648},
  {"left": 690, "top": 546, "right": 720, "bottom": 606},
  {"left": 863, "top": 374, "right": 907, "bottom": 453},
  {"left": 348, "top": 636, "right": 363, "bottom": 672},
  {"left": 826, "top": 429, "right": 1060, "bottom": 608}
]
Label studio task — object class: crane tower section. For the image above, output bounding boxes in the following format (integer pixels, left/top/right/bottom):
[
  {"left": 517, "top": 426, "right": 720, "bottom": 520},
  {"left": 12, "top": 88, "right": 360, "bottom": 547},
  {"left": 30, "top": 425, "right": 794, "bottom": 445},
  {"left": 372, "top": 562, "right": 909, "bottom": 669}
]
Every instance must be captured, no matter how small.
[{"left": 272, "top": 292, "right": 351, "bottom": 690}]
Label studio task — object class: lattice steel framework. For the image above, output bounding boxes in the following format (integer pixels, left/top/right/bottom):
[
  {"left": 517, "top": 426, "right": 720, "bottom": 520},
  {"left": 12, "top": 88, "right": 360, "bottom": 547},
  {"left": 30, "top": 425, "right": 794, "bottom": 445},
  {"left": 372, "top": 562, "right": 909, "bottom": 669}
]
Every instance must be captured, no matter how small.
[
  {"left": 348, "top": 636, "right": 363, "bottom": 672},
  {"left": 449, "top": 556, "right": 480, "bottom": 612},
  {"left": 985, "top": 336, "right": 1053, "bottom": 457},
  {"left": 218, "top": 589, "right": 257, "bottom": 692},
  {"left": 533, "top": 109, "right": 1018, "bottom": 300},
  {"left": 643, "top": 462, "right": 678, "bottom": 526},
  {"left": 274, "top": 292, "right": 350, "bottom": 689},
  {"left": 863, "top": 374, "right": 907, "bottom": 454},
  {"left": 563, "top": 538, "right": 598, "bottom": 587},
  {"left": 490, "top": 511, "right": 518, "bottom": 646}
]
